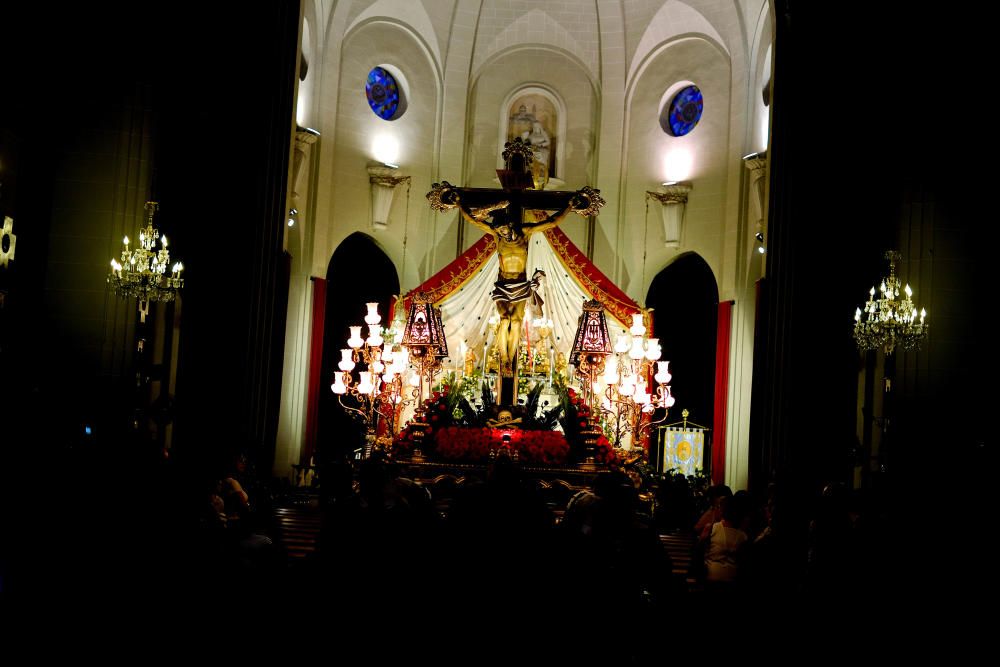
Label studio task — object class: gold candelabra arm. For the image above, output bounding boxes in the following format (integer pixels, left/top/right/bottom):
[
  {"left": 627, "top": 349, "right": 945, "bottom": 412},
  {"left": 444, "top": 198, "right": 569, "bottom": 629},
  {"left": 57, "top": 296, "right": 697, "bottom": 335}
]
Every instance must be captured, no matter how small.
[
  {"left": 144, "top": 201, "right": 160, "bottom": 224},
  {"left": 337, "top": 392, "right": 372, "bottom": 425}
]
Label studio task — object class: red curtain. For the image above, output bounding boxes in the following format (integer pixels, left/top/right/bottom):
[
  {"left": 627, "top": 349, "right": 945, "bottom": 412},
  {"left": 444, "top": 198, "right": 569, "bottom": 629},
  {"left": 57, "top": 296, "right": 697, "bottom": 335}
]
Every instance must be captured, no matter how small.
[
  {"left": 303, "top": 277, "right": 327, "bottom": 465},
  {"left": 712, "top": 300, "right": 733, "bottom": 484}
]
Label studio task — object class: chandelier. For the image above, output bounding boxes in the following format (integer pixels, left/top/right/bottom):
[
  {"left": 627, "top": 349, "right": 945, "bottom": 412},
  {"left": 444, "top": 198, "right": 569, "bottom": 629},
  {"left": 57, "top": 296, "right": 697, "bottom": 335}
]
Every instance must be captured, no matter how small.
[
  {"left": 853, "top": 250, "right": 927, "bottom": 354},
  {"left": 108, "top": 201, "right": 184, "bottom": 321}
]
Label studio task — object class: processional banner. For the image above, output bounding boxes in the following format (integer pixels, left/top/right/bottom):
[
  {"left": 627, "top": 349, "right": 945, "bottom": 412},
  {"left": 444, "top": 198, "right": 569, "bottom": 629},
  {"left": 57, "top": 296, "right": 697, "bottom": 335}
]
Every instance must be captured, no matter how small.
[{"left": 659, "top": 427, "right": 706, "bottom": 476}]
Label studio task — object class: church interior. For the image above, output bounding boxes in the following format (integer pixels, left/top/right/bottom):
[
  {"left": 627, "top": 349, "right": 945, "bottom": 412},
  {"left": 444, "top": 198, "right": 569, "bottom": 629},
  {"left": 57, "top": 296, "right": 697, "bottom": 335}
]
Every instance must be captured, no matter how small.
[{"left": 0, "top": 0, "right": 988, "bottom": 626}]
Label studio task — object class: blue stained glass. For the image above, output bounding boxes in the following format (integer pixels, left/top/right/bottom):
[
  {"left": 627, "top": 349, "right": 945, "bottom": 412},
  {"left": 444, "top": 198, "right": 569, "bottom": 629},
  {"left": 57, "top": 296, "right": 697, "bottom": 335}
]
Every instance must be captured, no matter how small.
[
  {"left": 661, "top": 85, "right": 704, "bottom": 137},
  {"left": 366, "top": 67, "right": 400, "bottom": 120}
]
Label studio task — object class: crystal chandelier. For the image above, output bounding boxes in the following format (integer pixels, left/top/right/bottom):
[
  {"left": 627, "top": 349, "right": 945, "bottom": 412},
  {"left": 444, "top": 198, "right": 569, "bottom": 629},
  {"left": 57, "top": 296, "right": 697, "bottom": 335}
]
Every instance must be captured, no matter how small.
[
  {"left": 108, "top": 201, "right": 184, "bottom": 321},
  {"left": 853, "top": 250, "right": 927, "bottom": 354}
]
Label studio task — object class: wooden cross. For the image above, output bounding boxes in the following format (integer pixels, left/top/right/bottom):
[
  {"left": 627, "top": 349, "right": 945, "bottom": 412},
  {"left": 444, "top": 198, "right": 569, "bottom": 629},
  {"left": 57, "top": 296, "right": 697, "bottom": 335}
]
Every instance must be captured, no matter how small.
[{"left": 426, "top": 139, "right": 605, "bottom": 408}]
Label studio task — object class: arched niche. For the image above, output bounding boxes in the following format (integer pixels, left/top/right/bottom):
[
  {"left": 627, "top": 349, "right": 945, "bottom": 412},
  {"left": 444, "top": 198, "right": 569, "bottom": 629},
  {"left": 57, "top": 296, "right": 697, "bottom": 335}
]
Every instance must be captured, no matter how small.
[
  {"left": 497, "top": 85, "right": 567, "bottom": 182},
  {"left": 646, "top": 252, "right": 719, "bottom": 468},
  {"left": 317, "top": 233, "right": 400, "bottom": 460},
  {"left": 469, "top": 47, "right": 597, "bottom": 191}
]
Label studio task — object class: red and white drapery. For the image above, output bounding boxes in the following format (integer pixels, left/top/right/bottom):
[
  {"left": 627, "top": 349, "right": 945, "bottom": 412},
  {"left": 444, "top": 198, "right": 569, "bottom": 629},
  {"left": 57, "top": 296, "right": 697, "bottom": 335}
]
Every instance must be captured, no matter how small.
[{"left": 392, "top": 228, "right": 643, "bottom": 371}]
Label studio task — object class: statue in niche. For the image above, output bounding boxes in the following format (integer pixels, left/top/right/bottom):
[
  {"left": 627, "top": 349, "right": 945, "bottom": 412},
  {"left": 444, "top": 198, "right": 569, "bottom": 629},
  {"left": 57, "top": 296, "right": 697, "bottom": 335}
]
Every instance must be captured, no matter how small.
[{"left": 507, "top": 95, "right": 558, "bottom": 179}]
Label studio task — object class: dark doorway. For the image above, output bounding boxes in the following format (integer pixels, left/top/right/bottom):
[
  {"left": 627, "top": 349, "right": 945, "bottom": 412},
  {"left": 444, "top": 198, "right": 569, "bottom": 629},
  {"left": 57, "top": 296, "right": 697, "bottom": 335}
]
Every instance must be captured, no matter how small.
[
  {"left": 317, "top": 233, "right": 400, "bottom": 460},
  {"left": 646, "top": 254, "right": 719, "bottom": 468}
]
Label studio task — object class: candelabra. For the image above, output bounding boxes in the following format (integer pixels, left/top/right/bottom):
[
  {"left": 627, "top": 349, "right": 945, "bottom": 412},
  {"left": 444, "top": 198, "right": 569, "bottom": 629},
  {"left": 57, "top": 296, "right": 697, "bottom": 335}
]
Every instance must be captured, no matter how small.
[
  {"left": 108, "top": 201, "right": 184, "bottom": 323},
  {"left": 594, "top": 312, "right": 676, "bottom": 451},
  {"left": 397, "top": 292, "right": 450, "bottom": 459},
  {"left": 853, "top": 250, "right": 928, "bottom": 354},
  {"left": 330, "top": 302, "right": 411, "bottom": 458},
  {"left": 400, "top": 292, "right": 449, "bottom": 395},
  {"left": 570, "top": 299, "right": 614, "bottom": 409},
  {"left": 568, "top": 299, "right": 614, "bottom": 467}
]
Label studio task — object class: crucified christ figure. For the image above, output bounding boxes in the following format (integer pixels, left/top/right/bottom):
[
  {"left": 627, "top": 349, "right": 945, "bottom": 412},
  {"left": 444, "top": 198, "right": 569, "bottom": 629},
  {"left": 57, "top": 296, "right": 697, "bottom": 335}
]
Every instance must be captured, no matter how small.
[
  {"left": 459, "top": 200, "right": 567, "bottom": 371},
  {"left": 427, "top": 138, "right": 605, "bottom": 403}
]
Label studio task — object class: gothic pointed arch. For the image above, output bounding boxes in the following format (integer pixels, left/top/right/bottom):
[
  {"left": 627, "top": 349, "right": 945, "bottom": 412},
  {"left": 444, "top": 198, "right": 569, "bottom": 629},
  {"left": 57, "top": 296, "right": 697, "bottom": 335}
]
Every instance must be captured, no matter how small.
[
  {"left": 646, "top": 252, "right": 719, "bottom": 468},
  {"left": 317, "top": 233, "right": 400, "bottom": 459}
]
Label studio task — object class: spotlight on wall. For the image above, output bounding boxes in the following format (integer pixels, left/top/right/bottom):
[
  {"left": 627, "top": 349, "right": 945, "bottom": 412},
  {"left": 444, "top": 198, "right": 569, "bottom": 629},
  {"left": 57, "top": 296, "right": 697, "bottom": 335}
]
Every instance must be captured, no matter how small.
[
  {"left": 372, "top": 134, "right": 400, "bottom": 168},
  {"left": 287, "top": 208, "right": 298, "bottom": 227},
  {"left": 662, "top": 150, "right": 693, "bottom": 182},
  {"left": 755, "top": 231, "right": 763, "bottom": 242}
]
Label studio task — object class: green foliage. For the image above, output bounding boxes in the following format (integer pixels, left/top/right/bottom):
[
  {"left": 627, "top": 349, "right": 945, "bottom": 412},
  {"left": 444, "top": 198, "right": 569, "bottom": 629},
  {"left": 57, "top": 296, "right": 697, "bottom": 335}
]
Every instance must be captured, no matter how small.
[
  {"left": 556, "top": 384, "right": 582, "bottom": 443},
  {"left": 442, "top": 375, "right": 462, "bottom": 413},
  {"left": 521, "top": 382, "right": 563, "bottom": 431},
  {"left": 630, "top": 459, "right": 658, "bottom": 486},
  {"left": 455, "top": 394, "right": 487, "bottom": 427},
  {"left": 481, "top": 379, "right": 496, "bottom": 416},
  {"left": 458, "top": 372, "right": 481, "bottom": 400}
]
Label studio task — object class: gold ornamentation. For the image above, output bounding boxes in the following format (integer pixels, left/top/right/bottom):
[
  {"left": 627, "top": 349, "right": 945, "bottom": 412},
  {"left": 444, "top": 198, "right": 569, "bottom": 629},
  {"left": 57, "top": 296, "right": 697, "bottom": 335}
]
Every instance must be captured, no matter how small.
[
  {"left": 463, "top": 347, "right": 478, "bottom": 376},
  {"left": 486, "top": 344, "right": 501, "bottom": 374},
  {"left": 854, "top": 250, "right": 928, "bottom": 354},
  {"left": 676, "top": 439, "right": 692, "bottom": 462},
  {"left": 107, "top": 201, "right": 184, "bottom": 322},
  {"left": 426, "top": 181, "right": 459, "bottom": 211},
  {"left": 554, "top": 351, "right": 567, "bottom": 377},
  {"left": 645, "top": 182, "right": 692, "bottom": 206},
  {"left": 368, "top": 166, "right": 411, "bottom": 188},
  {"left": 0, "top": 216, "right": 16, "bottom": 269},
  {"left": 571, "top": 186, "right": 606, "bottom": 217},
  {"left": 409, "top": 236, "right": 497, "bottom": 306},
  {"left": 502, "top": 138, "right": 535, "bottom": 167},
  {"left": 544, "top": 230, "right": 635, "bottom": 327},
  {"left": 486, "top": 409, "right": 522, "bottom": 429}
]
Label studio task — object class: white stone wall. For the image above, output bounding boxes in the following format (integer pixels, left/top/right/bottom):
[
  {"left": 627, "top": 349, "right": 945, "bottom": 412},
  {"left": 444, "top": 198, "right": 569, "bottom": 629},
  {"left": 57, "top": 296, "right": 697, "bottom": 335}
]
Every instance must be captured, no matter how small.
[{"left": 620, "top": 36, "right": 731, "bottom": 300}]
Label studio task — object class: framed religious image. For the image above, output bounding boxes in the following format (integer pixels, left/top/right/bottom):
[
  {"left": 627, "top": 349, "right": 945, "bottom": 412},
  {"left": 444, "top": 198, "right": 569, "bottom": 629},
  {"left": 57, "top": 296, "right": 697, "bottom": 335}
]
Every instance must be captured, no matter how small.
[{"left": 506, "top": 92, "right": 558, "bottom": 180}]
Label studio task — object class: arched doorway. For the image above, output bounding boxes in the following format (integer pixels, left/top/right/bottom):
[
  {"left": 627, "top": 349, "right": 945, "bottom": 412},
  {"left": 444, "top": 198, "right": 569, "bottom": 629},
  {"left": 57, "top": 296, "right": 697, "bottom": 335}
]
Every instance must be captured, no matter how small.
[
  {"left": 646, "top": 254, "right": 719, "bottom": 472},
  {"left": 317, "top": 233, "right": 399, "bottom": 460}
]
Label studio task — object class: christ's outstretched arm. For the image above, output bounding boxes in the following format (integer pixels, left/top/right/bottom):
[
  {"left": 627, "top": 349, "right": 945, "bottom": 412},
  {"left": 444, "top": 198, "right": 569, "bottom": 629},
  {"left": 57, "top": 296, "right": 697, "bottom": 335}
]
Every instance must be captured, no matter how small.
[
  {"left": 519, "top": 188, "right": 605, "bottom": 235},
  {"left": 454, "top": 196, "right": 510, "bottom": 236}
]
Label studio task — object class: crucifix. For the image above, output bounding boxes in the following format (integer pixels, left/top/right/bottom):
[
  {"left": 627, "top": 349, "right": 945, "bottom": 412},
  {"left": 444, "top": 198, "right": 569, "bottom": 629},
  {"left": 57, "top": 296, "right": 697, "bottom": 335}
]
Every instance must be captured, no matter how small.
[{"left": 426, "top": 138, "right": 605, "bottom": 408}]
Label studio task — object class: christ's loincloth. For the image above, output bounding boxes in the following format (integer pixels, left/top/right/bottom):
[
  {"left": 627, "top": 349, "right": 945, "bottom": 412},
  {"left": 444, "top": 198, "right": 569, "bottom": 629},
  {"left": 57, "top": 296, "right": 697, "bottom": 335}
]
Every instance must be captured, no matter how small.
[{"left": 491, "top": 268, "right": 545, "bottom": 315}]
